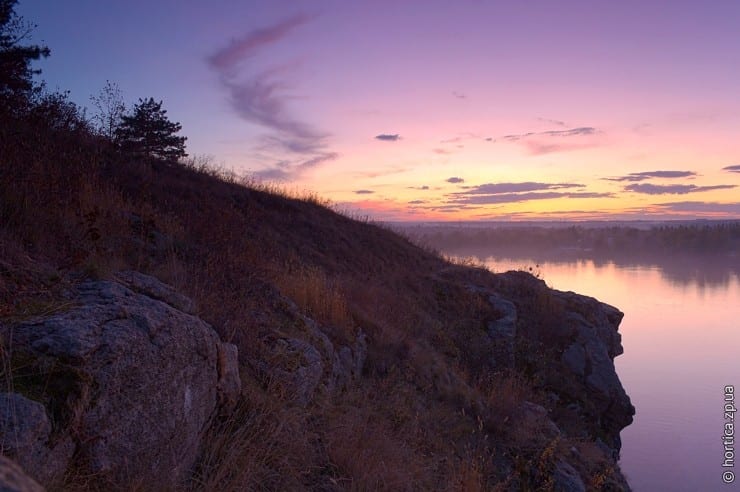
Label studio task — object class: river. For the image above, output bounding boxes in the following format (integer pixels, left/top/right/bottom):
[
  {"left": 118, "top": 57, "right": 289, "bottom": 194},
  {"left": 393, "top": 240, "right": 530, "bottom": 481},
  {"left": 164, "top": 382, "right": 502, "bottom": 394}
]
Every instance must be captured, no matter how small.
[{"left": 448, "top": 253, "right": 740, "bottom": 491}]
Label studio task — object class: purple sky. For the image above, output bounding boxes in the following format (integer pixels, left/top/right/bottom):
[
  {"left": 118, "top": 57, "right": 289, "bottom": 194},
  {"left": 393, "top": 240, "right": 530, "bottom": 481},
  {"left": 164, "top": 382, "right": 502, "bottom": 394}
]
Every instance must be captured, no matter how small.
[{"left": 19, "top": 0, "right": 740, "bottom": 220}]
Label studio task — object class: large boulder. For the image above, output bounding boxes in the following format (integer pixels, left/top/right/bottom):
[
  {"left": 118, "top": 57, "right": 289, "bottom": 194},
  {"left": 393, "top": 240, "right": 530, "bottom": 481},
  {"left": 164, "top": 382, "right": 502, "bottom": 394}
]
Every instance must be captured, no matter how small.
[
  {"left": 0, "top": 393, "right": 72, "bottom": 486},
  {"left": 0, "top": 273, "right": 241, "bottom": 487},
  {"left": 0, "top": 456, "right": 44, "bottom": 492}
]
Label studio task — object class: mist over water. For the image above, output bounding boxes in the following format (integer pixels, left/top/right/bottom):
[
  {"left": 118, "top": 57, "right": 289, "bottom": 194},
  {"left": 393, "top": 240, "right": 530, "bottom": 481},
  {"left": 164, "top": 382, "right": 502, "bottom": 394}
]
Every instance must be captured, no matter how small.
[{"left": 444, "top": 254, "right": 740, "bottom": 491}]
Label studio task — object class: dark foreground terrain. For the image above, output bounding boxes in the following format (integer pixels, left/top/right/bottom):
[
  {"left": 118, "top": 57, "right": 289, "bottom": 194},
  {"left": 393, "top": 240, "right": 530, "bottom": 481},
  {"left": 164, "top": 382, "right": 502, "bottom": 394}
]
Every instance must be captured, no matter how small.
[{"left": 0, "top": 105, "right": 635, "bottom": 491}]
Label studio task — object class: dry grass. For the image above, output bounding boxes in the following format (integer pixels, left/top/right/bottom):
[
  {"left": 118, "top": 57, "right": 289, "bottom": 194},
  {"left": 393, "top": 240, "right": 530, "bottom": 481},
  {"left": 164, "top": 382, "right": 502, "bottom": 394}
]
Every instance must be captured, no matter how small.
[{"left": 0, "top": 105, "right": 628, "bottom": 491}]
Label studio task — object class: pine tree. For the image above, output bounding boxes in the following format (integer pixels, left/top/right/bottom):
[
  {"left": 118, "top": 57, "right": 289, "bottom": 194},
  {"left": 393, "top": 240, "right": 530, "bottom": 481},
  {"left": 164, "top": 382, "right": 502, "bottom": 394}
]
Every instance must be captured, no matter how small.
[
  {"left": 115, "top": 98, "right": 187, "bottom": 161},
  {"left": 0, "top": 0, "right": 50, "bottom": 113}
]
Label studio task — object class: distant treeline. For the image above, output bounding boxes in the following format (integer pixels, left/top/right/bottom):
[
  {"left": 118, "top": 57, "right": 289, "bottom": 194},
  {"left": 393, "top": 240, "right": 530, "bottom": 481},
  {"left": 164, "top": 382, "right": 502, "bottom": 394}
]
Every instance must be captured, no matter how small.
[{"left": 403, "top": 222, "right": 740, "bottom": 259}]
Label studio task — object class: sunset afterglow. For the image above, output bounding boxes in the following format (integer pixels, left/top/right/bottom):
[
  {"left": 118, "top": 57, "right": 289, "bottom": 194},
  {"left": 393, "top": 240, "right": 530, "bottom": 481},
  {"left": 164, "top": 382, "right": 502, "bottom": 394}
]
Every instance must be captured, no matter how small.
[{"left": 21, "top": 1, "right": 740, "bottom": 220}]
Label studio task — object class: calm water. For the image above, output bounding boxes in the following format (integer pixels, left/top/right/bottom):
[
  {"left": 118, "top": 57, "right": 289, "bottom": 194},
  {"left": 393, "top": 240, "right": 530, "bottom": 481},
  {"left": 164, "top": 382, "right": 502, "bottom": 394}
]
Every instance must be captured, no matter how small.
[{"left": 456, "top": 254, "right": 740, "bottom": 491}]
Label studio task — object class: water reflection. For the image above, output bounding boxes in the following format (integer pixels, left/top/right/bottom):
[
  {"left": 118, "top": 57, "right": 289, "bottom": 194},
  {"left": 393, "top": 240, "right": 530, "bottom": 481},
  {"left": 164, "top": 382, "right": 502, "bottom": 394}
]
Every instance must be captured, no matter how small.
[
  {"left": 444, "top": 253, "right": 740, "bottom": 491},
  {"left": 444, "top": 246, "right": 740, "bottom": 290}
]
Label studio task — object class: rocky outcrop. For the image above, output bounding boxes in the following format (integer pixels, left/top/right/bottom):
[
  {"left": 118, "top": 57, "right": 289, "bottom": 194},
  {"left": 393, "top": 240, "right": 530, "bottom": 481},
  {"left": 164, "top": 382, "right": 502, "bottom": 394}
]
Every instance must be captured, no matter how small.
[
  {"left": 257, "top": 298, "right": 367, "bottom": 407},
  {"left": 0, "top": 273, "right": 241, "bottom": 488},
  {"left": 0, "top": 456, "right": 44, "bottom": 492},
  {"left": 487, "top": 293, "right": 518, "bottom": 369},
  {"left": 0, "top": 393, "right": 72, "bottom": 486},
  {"left": 551, "top": 290, "right": 634, "bottom": 455},
  {"left": 487, "top": 270, "right": 633, "bottom": 490}
]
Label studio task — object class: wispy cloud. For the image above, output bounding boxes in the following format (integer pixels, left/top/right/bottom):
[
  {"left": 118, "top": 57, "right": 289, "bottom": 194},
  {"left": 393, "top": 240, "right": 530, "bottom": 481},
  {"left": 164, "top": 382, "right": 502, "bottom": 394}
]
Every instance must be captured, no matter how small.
[
  {"left": 624, "top": 183, "right": 736, "bottom": 195},
  {"left": 375, "top": 133, "right": 400, "bottom": 141},
  {"left": 255, "top": 152, "right": 339, "bottom": 181},
  {"left": 208, "top": 14, "right": 313, "bottom": 73},
  {"left": 446, "top": 177, "right": 465, "bottom": 184},
  {"left": 452, "top": 91, "right": 467, "bottom": 100},
  {"left": 722, "top": 165, "right": 740, "bottom": 173},
  {"left": 605, "top": 170, "right": 697, "bottom": 182},
  {"left": 407, "top": 185, "right": 430, "bottom": 190},
  {"left": 502, "top": 127, "right": 597, "bottom": 142},
  {"left": 432, "top": 148, "right": 452, "bottom": 155},
  {"left": 500, "top": 126, "right": 600, "bottom": 155},
  {"left": 408, "top": 199, "right": 427, "bottom": 204},
  {"left": 449, "top": 191, "right": 612, "bottom": 205},
  {"left": 454, "top": 182, "right": 584, "bottom": 195},
  {"left": 208, "top": 14, "right": 333, "bottom": 181},
  {"left": 537, "top": 117, "right": 567, "bottom": 127},
  {"left": 446, "top": 181, "right": 611, "bottom": 204},
  {"left": 653, "top": 201, "right": 740, "bottom": 214},
  {"left": 354, "top": 189, "right": 375, "bottom": 194}
]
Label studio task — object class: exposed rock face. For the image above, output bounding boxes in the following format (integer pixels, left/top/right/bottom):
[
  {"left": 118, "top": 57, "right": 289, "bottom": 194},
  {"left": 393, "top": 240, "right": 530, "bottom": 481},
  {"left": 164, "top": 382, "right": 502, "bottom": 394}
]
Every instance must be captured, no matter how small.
[
  {"left": 258, "top": 297, "right": 367, "bottom": 407},
  {"left": 490, "top": 270, "right": 633, "bottom": 488},
  {"left": 0, "top": 273, "right": 241, "bottom": 488},
  {"left": 0, "top": 456, "right": 44, "bottom": 492},
  {"left": 0, "top": 393, "right": 72, "bottom": 485},
  {"left": 487, "top": 293, "right": 518, "bottom": 369},
  {"left": 551, "top": 290, "right": 634, "bottom": 455}
]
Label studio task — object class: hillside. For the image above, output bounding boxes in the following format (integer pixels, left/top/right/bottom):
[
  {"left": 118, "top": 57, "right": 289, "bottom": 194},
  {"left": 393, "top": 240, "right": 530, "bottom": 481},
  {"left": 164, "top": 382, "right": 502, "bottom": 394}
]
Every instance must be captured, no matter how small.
[{"left": 0, "top": 103, "right": 636, "bottom": 491}]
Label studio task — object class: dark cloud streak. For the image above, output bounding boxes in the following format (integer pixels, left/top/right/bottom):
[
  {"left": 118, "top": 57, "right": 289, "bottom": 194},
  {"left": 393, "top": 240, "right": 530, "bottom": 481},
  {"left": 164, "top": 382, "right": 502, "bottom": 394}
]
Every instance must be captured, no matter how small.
[
  {"left": 375, "top": 134, "right": 400, "bottom": 141},
  {"left": 624, "top": 183, "right": 736, "bottom": 195},
  {"left": 605, "top": 170, "right": 696, "bottom": 182}
]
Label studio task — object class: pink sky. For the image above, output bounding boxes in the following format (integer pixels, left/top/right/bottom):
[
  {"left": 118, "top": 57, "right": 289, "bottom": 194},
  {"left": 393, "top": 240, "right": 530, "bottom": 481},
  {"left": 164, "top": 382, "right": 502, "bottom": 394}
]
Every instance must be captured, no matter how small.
[{"left": 21, "top": 0, "right": 740, "bottom": 220}]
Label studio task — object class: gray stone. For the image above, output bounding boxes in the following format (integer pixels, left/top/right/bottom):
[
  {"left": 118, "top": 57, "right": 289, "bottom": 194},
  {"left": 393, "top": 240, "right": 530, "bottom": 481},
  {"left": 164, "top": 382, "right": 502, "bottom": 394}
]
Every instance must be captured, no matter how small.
[
  {"left": 115, "top": 270, "right": 195, "bottom": 314},
  {"left": 562, "top": 343, "right": 586, "bottom": 376},
  {"left": 487, "top": 293, "right": 517, "bottom": 369},
  {"left": 274, "top": 338, "right": 324, "bottom": 406},
  {"left": 0, "top": 456, "right": 44, "bottom": 492},
  {"left": 0, "top": 273, "right": 240, "bottom": 487},
  {"left": 553, "top": 459, "right": 586, "bottom": 492},
  {"left": 216, "top": 343, "right": 241, "bottom": 415},
  {"left": 0, "top": 393, "right": 72, "bottom": 485}
]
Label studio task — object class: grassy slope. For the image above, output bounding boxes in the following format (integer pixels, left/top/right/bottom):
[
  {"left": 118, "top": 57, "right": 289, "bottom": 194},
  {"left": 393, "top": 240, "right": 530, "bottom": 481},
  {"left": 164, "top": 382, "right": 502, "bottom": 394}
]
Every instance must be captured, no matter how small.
[{"left": 0, "top": 118, "right": 628, "bottom": 490}]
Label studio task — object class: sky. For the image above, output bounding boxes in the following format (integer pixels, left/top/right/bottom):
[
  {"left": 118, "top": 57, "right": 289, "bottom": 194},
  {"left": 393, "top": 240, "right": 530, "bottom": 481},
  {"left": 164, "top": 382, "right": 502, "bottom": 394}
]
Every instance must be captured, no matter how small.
[{"left": 18, "top": 0, "right": 740, "bottom": 221}]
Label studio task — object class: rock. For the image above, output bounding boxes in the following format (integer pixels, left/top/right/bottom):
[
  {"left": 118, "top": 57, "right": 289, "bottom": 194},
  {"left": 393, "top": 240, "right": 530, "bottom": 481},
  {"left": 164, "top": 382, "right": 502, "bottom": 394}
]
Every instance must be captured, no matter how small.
[
  {"left": 553, "top": 459, "right": 586, "bottom": 492},
  {"left": 518, "top": 401, "right": 561, "bottom": 440},
  {"left": 0, "top": 393, "right": 72, "bottom": 485},
  {"left": 0, "top": 273, "right": 240, "bottom": 487},
  {"left": 551, "top": 290, "right": 634, "bottom": 455},
  {"left": 0, "top": 456, "right": 44, "bottom": 492},
  {"left": 273, "top": 338, "right": 324, "bottom": 406},
  {"left": 487, "top": 293, "right": 517, "bottom": 369},
  {"left": 329, "top": 332, "right": 367, "bottom": 392},
  {"left": 115, "top": 270, "right": 194, "bottom": 314},
  {"left": 216, "top": 343, "right": 241, "bottom": 414},
  {"left": 562, "top": 343, "right": 586, "bottom": 376}
]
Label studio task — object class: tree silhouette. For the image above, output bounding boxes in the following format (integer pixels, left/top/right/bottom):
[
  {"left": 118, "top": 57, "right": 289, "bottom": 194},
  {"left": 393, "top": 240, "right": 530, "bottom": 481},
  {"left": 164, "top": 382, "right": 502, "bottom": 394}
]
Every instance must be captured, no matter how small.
[
  {"left": 90, "top": 80, "right": 125, "bottom": 140},
  {"left": 0, "top": 0, "right": 50, "bottom": 112},
  {"left": 115, "top": 98, "right": 187, "bottom": 161}
]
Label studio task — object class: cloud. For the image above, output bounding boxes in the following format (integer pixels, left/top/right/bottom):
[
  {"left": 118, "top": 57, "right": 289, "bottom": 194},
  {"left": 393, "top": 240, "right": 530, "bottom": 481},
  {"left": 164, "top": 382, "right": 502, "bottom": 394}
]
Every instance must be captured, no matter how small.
[
  {"left": 452, "top": 91, "right": 466, "bottom": 99},
  {"left": 445, "top": 181, "right": 611, "bottom": 205},
  {"left": 408, "top": 200, "right": 427, "bottom": 204},
  {"left": 407, "top": 185, "right": 430, "bottom": 190},
  {"left": 722, "top": 165, "right": 740, "bottom": 173},
  {"left": 207, "top": 14, "right": 313, "bottom": 73},
  {"left": 500, "top": 126, "right": 600, "bottom": 155},
  {"left": 208, "top": 14, "right": 334, "bottom": 181},
  {"left": 354, "top": 189, "right": 375, "bottom": 194},
  {"left": 254, "top": 151, "right": 338, "bottom": 180},
  {"left": 502, "top": 127, "right": 597, "bottom": 142},
  {"left": 375, "top": 133, "right": 400, "bottom": 141},
  {"left": 652, "top": 201, "right": 740, "bottom": 214},
  {"left": 446, "top": 177, "right": 465, "bottom": 184},
  {"left": 537, "top": 117, "right": 567, "bottom": 127},
  {"left": 454, "top": 182, "right": 585, "bottom": 195},
  {"left": 624, "top": 183, "right": 736, "bottom": 195},
  {"left": 432, "top": 148, "right": 451, "bottom": 155},
  {"left": 605, "top": 170, "right": 697, "bottom": 182},
  {"left": 449, "top": 191, "right": 613, "bottom": 205}
]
